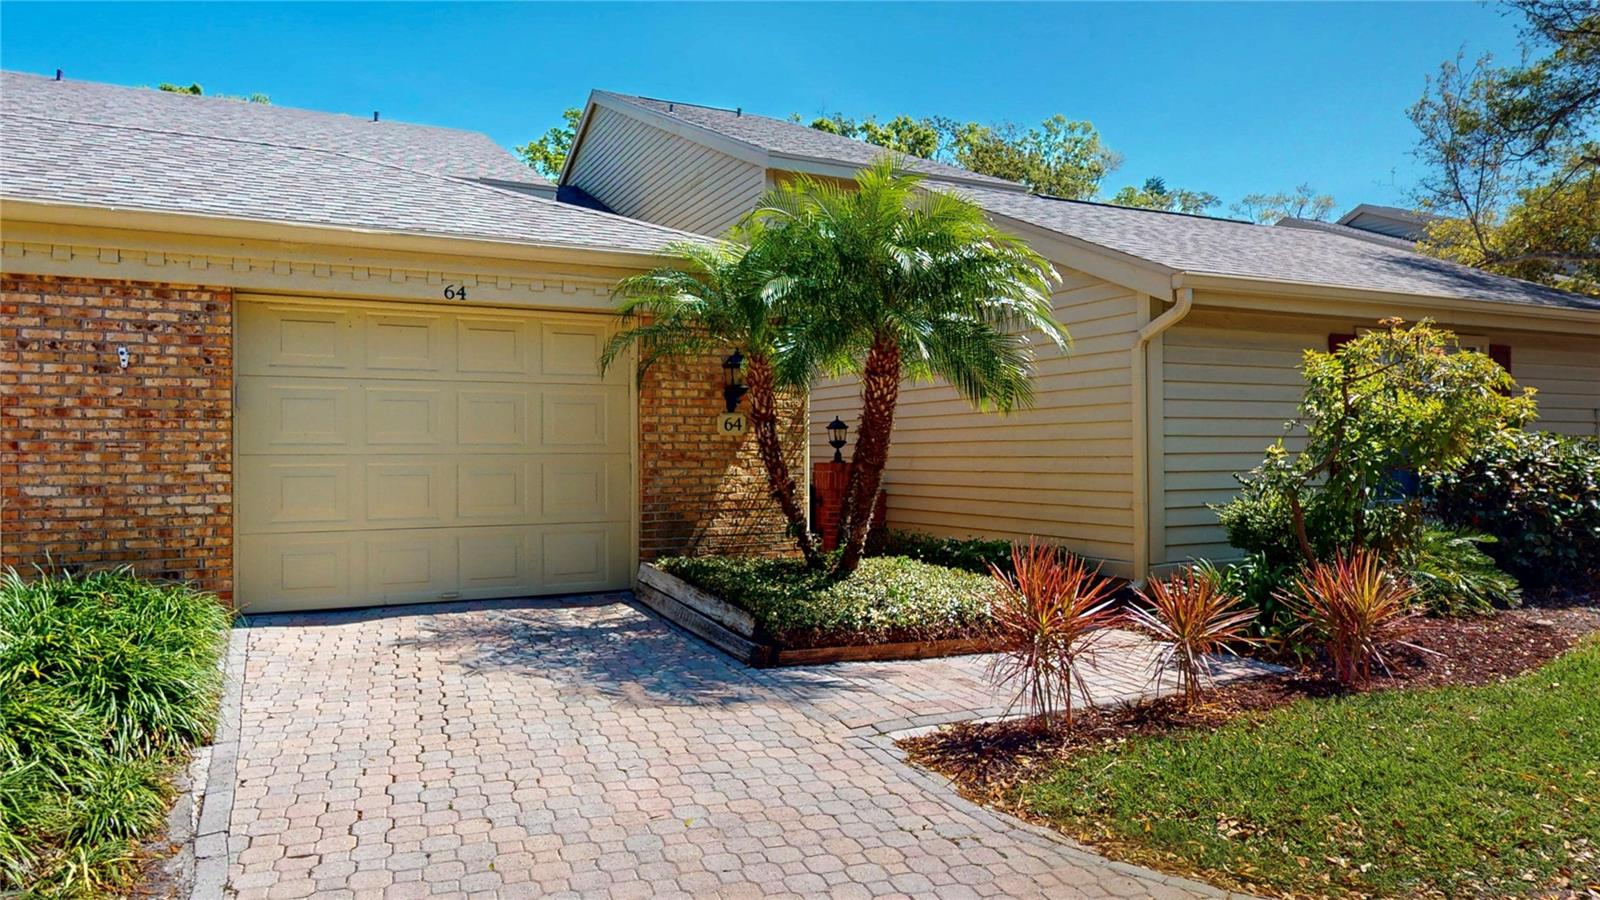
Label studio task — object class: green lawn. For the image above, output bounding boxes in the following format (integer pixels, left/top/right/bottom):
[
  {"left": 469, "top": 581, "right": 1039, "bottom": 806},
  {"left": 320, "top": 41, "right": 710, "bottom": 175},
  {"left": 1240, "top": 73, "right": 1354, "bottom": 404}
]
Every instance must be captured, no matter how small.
[
  {"left": 654, "top": 555, "right": 994, "bottom": 646},
  {"left": 1022, "top": 637, "right": 1600, "bottom": 897},
  {"left": 0, "top": 568, "right": 232, "bottom": 895}
]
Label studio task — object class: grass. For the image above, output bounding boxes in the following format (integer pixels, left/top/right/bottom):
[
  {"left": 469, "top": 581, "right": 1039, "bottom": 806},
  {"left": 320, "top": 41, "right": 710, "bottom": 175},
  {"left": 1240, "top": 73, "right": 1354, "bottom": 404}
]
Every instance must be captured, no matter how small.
[
  {"left": 1019, "top": 637, "right": 1600, "bottom": 897},
  {"left": 654, "top": 554, "right": 995, "bottom": 646},
  {"left": 0, "top": 567, "right": 232, "bottom": 895}
]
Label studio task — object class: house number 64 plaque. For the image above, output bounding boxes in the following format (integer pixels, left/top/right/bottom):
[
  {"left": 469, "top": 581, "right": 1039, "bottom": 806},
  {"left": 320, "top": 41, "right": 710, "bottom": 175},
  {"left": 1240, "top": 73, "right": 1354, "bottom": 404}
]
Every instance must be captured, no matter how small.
[{"left": 717, "top": 412, "right": 749, "bottom": 435}]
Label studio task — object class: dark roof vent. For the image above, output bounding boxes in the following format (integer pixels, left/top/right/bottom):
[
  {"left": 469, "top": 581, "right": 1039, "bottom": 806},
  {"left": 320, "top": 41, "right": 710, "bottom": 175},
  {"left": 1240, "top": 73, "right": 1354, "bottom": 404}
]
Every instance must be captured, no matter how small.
[
  {"left": 372, "top": 111, "right": 379, "bottom": 122},
  {"left": 55, "top": 69, "right": 62, "bottom": 81},
  {"left": 735, "top": 107, "right": 742, "bottom": 117}
]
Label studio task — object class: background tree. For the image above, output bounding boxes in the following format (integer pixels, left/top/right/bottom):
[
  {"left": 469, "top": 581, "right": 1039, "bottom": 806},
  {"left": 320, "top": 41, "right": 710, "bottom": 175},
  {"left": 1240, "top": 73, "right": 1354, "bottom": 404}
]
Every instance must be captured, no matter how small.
[
  {"left": 154, "top": 82, "right": 269, "bottom": 103},
  {"left": 1409, "top": 0, "right": 1599, "bottom": 295},
  {"left": 801, "top": 113, "right": 941, "bottom": 158},
  {"left": 796, "top": 110, "right": 1122, "bottom": 199},
  {"left": 1230, "top": 183, "right": 1337, "bottom": 223},
  {"left": 1109, "top": 176, "right": 1220, "bottom": 214},
  {"left": 601, "top": 240, "right": 822, "bottom": 566},
  {"left": 519, "top": 107, "right": 582, "bottom": 179},
  {"left": 754, "top": 157, "right": 1067, "bottom": 577}
]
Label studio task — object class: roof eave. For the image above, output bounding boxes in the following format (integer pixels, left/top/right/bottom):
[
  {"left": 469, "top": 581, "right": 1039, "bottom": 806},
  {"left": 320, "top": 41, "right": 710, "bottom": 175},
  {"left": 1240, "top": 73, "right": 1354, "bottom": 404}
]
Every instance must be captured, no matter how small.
[
  {"left": 0, "top": 197, "right": 680, "bottom": 270},
  {"left": 1175, "top": 270, "right": 1600, "bottom": 331}
]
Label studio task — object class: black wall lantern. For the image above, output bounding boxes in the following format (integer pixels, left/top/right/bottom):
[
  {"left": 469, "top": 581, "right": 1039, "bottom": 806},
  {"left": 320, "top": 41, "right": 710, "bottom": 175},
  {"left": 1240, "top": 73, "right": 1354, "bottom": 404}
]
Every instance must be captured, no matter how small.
[
  {"left": 827, "top": 416, "right": 848, "bottom": 462},
  {"left": 722, "top": 350, "right": 748, "bottom": 413}
]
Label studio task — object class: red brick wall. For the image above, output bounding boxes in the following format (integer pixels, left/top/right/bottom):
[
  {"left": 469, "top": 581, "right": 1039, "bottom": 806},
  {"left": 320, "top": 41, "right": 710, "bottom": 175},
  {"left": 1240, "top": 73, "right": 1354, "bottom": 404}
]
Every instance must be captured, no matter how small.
[
  {"left": 638, "top": 355, "right": 806, "bottom": 559},
  {"left": 1, "top": 274, "right": 234, "bottom": 598}
]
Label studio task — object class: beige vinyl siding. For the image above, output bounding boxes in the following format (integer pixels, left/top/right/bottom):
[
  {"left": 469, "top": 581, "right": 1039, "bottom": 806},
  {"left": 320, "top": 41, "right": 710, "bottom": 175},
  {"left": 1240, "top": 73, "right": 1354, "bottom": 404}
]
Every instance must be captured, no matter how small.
[
  {"left": 810, "top": 269, "right": 1142, "bottom": 575},
  {"left": 567, "top": 105, "right": 765, "bottom": 236},
  {"left": 1158, "top": 310, "right": 1600, "bottom": 565},
  {"left": 1518, "top": 340, "right": 1600, "bottom": 437}
]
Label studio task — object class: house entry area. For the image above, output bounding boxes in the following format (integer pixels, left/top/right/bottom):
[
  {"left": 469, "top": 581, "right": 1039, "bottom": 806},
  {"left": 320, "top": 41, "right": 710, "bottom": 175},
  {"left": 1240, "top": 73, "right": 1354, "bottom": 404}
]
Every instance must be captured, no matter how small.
[{"left": 235, "top": 296, "right": 633, "bottom": 612}]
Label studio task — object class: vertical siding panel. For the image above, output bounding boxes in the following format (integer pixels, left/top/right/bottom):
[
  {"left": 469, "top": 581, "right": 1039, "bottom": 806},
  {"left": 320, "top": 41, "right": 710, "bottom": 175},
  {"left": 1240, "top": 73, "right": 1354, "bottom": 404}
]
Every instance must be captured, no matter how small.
[
  {"left": 1159, "top": 311, "right": 1600, "bottom": 564},
  {"left": 568, "top": 106, "right": 764, "bottom": 236},
  {"left": 810, "top": 268, "right": 1142, "bottom": 576}
]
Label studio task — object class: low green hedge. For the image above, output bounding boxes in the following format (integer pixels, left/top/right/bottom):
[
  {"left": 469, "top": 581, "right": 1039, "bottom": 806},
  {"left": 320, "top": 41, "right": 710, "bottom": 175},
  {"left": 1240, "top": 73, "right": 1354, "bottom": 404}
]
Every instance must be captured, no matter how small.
[
  {"left": 869, "top": 530, "right": 1015, "bottom": 575},
  {"left": 0, "top": 568, "right": 232, "bottom": 895},
  {"left": 654, "top": 555, "right": 996, "bottom": 647}
]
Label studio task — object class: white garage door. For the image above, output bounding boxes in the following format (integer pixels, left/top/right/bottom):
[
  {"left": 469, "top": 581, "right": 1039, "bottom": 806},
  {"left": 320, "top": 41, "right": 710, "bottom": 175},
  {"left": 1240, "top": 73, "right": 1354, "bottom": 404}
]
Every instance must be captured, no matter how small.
[{"left": 236, "top": 297, "right": 632, "bottom": 612}]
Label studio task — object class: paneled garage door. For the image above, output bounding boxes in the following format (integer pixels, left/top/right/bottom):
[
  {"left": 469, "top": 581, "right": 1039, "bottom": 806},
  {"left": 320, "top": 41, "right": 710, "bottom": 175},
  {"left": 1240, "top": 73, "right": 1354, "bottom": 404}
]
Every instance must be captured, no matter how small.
[{"left": 236, "top": 297, "right": 632, "bottom": 612}]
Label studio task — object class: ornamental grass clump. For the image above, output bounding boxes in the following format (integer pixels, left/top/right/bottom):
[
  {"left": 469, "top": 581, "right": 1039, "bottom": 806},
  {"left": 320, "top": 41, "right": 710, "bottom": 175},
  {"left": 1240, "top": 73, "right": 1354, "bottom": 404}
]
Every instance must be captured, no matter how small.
[
  {"left": 1281, "top": 550, "right": 1424, "bottom": 686},
  {"left": 0, "top": 567, "right": 231, "bottom": 894},
  {"left": 987, "top": 539, "right": 1119, "bottom": 731},
  {"left": 1126, "top": 567, "right": 1259, "bottom": 706}
]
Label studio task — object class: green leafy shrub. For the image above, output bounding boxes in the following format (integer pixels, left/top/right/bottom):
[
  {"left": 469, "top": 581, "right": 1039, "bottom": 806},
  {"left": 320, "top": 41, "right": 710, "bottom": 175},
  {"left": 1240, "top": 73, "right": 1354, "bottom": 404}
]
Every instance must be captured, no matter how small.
[
  {"left": 1407, "top": 528, "right": 1522, "bottom": 615},
  {"left": 656, "top": 555, "right": 994, "bottom": 646},
  {"left": 1196, "top": 554, "right": 1298, "bottom": 640},
  {"left": 0, "top": 568, "right": 231, "bottom": 894},
  {"left": 1215, "top": 319, "right": 1535, "bottom": 568},
  {"left": 871, "top": 530, "right": 1017, "bottom": 575},
  {"left": 1430, "top": 430, "right": 1600, "bottom": 585}
]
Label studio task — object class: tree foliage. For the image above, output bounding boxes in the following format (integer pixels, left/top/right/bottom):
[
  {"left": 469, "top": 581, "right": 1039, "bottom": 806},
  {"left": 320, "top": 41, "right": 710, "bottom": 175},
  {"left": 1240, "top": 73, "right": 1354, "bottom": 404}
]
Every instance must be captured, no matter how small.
[
  {"left": 1409, "top": 0, "right": 1600, "bottom": 295},
  {"left": 154, "top": 82, "right": 269, "bottom": 104},
  {"left": 797, "top": 110, "right": 1122, "bottom": 199},
  {"left": 518, "top": 107, "right": 582, "bottom": 179},
  {"left": 1230, "top": 183, "right": 1337, "bottom": 224},
  {"left": 1216, "top": 318, "right": 1536, "bottom": 566},
  {"left": 803, "top": 113, "right": 941, "bottom": 159},
  {"left": 1108, "top": 177, "right": 1220, "bottom": 214},
  {"left": 601, "top": 237, "right": 823, "bottom": 565},
  {"left": 751, "top": 157, "right": 1067, "bottom": 575}
]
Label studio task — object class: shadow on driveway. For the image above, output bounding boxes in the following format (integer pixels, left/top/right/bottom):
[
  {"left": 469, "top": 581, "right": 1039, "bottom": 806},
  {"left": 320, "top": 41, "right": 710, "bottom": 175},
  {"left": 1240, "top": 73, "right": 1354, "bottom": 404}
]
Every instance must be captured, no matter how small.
[{"left": 242, "top": 592, "right": 876, "bottom": 711}]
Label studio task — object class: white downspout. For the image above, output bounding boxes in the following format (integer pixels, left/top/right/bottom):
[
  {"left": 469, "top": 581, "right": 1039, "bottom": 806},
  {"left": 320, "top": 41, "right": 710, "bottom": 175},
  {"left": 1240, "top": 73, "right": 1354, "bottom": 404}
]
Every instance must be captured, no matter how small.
[{"left": 1130, "top": 283, "right": 1194, "bottom": 584}]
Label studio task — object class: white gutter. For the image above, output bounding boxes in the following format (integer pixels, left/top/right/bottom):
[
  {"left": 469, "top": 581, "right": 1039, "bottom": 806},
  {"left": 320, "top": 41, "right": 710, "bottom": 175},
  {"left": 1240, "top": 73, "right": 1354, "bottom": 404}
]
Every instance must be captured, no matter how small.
[{"left": 1130, "top": 284, "right": 1194, "bottom": 583}]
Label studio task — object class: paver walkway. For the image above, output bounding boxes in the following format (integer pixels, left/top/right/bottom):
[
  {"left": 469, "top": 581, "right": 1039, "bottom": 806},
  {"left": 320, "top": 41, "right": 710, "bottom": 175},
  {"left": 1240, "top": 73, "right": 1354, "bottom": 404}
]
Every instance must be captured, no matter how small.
[{"left": 204, "top": 594, "right": 1272, "bottom": 899}]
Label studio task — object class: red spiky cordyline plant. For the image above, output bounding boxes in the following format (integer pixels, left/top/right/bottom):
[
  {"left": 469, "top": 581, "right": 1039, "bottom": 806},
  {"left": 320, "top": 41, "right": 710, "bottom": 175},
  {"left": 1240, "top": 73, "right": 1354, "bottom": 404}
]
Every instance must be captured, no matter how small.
[
  {"left": 987, "top": 539, "right": 1120, "bottom": 731},
  {"left": 1281, "top": 549, "right": 1425, "bottom": 686},
  {"left": 1126, "top": 567, "right": 1260, "bottom": 707}
]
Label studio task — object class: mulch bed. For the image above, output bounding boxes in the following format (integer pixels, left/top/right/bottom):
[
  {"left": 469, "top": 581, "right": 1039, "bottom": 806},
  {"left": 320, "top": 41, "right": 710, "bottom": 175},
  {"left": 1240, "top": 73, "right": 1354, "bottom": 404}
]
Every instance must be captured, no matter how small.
[{"left": 901, "top": 595, "right": 1600, "bottom": 815}]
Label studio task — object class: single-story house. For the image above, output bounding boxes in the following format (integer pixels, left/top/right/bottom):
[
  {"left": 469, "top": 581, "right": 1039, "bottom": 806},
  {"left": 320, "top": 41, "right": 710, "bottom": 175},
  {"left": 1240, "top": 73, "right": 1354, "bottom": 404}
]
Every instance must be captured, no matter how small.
[
  {"left": 558, "top": 90, "right": 1600, "bottom": 581},
  {"left": 0, "top": 71, "right": 807, "bottom": 612}
]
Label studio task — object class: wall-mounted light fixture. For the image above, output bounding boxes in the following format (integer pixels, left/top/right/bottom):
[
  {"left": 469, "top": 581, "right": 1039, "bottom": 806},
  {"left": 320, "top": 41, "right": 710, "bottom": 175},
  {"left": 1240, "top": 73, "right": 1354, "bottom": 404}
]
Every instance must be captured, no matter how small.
[
  {"left": 722, "top": 350, "right": 748, "bottom": 413},
  {"left": 827, "top": 417, "right": 848, "bottom": 463}
]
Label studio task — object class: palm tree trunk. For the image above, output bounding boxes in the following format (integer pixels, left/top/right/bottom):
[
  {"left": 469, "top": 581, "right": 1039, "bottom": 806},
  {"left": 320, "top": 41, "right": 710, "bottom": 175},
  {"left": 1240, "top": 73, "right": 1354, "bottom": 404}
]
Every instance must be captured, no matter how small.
[
  {"left": 834, "top": 332, "right": 901, "bottom": 577},
  {"left": 745, "top": 354, "right": 823, "bottom": 567}
]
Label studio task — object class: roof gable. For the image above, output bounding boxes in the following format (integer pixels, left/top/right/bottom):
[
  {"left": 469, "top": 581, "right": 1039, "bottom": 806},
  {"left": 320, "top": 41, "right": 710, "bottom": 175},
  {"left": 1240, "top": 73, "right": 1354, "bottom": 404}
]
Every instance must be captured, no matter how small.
[{"left": 570, "top": 91, "right": 1025, "bottom": 191}]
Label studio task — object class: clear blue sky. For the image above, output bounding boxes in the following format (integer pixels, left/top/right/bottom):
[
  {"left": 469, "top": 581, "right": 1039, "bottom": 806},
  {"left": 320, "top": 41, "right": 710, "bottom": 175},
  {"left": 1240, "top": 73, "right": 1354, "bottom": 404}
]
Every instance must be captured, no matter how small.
[{"left": 1, "top": 2, "right": 1526, "bottom": 213}]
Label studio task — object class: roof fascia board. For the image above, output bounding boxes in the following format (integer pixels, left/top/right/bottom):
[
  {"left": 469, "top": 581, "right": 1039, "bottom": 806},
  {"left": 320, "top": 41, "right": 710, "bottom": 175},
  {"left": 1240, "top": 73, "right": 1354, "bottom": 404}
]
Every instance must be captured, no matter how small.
[
  {"left": 555, "top": 93, "right": 600, "bottom": 185},
  {"left": 1180, "top": 272, "right": 1600, "bottom": 333},
  {"left": 979, "top": 209, "right": 1178, "bottom": 299},
  {"left": 0, "top": 198, "right": 673, "bottom": 270},
  {"left": 579, "top": 92, "right": 771, "bottom": 172}
]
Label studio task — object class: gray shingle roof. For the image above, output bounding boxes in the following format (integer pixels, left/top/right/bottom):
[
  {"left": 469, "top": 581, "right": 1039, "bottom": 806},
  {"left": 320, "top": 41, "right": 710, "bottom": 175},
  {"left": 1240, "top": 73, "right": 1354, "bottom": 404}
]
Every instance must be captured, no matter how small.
[
  {"left": 963, "top": 186, "right": 1599, "bottom": 312},
  {"left": 1, "top": 71, "right": 697, "bottom": 255},
  {"left": 598, "top": 92, "right": 1022, "bottom": 190}
]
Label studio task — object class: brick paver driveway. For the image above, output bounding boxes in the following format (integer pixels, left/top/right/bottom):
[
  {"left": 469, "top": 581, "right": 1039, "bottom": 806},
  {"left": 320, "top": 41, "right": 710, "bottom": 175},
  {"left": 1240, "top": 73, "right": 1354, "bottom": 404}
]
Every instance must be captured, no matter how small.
[{"left": 203, "top": 594, "right": 1267, "bottom": 898}]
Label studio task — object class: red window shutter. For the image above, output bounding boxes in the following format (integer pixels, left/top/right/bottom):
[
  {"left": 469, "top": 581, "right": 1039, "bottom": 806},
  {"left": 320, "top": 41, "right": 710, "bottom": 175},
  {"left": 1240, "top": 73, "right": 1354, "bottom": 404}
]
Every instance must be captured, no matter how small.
[
  {"left": 1328, "top": 333, "right": 1356, "bottom": 351},
  {"left": 1488, "top": 344, "right": 1511, "bottom": 373}
]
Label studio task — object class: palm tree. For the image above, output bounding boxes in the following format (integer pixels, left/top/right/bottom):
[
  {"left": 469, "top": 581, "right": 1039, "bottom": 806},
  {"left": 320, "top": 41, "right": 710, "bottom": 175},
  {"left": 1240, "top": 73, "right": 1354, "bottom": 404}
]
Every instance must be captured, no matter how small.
[
  {"left": 753, "top": 157, "right": 1067, "bottom": 577},
  {"left": 600, "top": 239, "right": 823, "bottom": 567}
]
